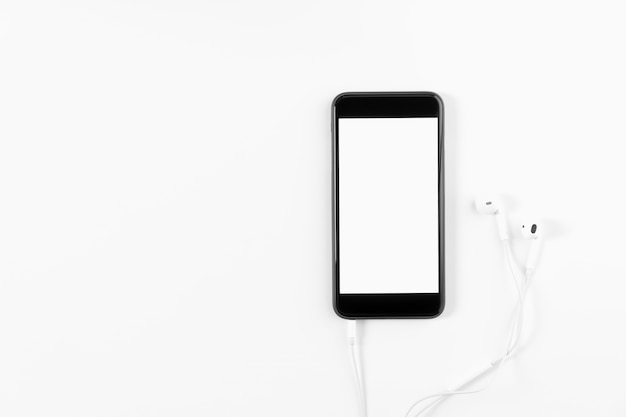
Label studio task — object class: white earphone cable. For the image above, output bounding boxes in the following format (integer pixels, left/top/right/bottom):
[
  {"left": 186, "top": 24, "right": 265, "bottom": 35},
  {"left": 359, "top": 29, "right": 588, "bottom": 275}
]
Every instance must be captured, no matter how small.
[
  {"left": 344, "top": 215, "right": 540, "bottom": 417},
  {"left": 347, "top": 320, "right": 367, "bottom": 417},
  {"left": 403, "top": 240, "right": 529, "bottom": 417}
]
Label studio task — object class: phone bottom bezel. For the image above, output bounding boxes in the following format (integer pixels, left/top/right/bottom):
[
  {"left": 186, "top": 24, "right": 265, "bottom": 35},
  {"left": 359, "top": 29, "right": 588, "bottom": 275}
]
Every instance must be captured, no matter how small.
[{"left": 334, "top": 293, "right": 443, "bottom": 319}]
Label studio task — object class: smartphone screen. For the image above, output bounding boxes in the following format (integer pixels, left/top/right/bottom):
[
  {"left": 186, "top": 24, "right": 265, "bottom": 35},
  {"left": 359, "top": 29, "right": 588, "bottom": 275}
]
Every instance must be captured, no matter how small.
[
  {"left": 332, "top": 93, "right": 444, "bottom": 318},
  {"left": 338, "top": 117, "right": 439, "bottom": 294}
]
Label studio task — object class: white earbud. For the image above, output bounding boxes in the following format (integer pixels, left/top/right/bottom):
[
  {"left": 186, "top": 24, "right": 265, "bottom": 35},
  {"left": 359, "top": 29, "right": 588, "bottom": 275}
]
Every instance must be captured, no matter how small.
[
  {"left": 521, "top": 221, "right": 542, "bottom": 270},
  {"left": 475, "top": 198, "right": 509, "bottom": 241}
]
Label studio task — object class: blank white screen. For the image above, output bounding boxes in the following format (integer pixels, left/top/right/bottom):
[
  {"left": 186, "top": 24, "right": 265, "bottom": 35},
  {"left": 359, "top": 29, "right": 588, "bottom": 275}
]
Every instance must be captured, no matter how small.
[{"left": 338, "top": 117, "right": 439, "bottom": 294}]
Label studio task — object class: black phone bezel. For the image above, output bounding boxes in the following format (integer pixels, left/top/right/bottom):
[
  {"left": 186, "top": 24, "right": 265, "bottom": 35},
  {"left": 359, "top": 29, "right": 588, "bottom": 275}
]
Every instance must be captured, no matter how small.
[{"left": 332, "top": 92, "right": 445, "bottom": 319}]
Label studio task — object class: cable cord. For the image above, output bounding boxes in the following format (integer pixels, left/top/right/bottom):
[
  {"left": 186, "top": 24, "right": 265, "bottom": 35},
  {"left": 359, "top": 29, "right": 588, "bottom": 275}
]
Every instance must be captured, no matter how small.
[
  {"left": 347, "top": 320, "right": 367, "bottom": 417},
  {"left": 404, "top": 240, "right": 531, "bottom": 417}
]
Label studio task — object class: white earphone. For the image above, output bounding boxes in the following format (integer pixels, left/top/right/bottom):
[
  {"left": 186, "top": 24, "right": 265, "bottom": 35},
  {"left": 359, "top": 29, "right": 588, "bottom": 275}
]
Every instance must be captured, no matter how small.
[
  {"left": 474, "top": 198, "right": 509, "bottom": 240},
  {"left": 476, "top": 197, "right": 543, "bottom": 270},
  {"left": 403, "top": 198, "right": 546, "bottom": 417},
  {"left": 350, "top": 197, "right": 547, "bottom": 417},
  {"left": 521, "top": 221, "right": 542, "bottom": 271}
]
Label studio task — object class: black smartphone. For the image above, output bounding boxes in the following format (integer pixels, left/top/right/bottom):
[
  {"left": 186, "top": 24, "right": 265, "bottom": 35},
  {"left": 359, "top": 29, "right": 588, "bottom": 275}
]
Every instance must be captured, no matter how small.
[{"left": 332, "top": 92, "right": 444, "bottom": 318}]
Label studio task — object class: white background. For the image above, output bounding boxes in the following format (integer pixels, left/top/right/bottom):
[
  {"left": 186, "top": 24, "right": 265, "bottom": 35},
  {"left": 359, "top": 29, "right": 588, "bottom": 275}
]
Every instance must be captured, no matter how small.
[
  {"left": 339, "top": 118, "right": 439, "bottom": 294},
  {"left": 1, "top": 1, "right": 625, "bottom": 416}
]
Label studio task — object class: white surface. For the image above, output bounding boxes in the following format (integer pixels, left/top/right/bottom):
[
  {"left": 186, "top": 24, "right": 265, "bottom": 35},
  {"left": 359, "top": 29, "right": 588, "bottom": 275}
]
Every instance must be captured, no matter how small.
[
  {"left": 339, "top": 117, "right": 438, "bottom": 294},
  {"left": 1, "top": 1, "right": 625, "bottom": 416}
]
